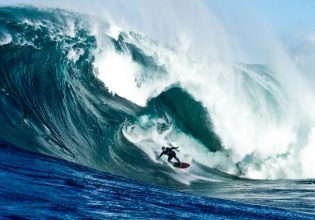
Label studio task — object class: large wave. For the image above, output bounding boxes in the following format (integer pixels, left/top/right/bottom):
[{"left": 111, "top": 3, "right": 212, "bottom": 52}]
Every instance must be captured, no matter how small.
[{"left": 1, "top": 5, "right": 315, "bottom": 189}]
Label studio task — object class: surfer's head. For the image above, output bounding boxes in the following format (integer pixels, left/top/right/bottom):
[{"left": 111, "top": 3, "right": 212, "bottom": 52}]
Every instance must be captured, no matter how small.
[{"left": 162, "top": 146, "right": 166, "bottom": 151}]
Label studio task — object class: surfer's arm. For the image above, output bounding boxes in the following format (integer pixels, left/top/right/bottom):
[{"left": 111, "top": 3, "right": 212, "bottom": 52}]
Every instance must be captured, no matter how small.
[
  {"left": 169, "top": 143, "right": 178, "bottom": 150},
  {"left": 156, "top": 152, "right": 165, "bottom": 159}
]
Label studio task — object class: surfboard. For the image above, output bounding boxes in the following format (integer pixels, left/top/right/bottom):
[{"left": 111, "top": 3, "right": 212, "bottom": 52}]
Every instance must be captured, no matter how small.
[{"left": 173, "top": 162, "right": 190, "bottom": 169}]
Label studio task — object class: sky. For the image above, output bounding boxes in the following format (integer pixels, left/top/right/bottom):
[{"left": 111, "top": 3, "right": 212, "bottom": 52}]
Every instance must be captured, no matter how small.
[
  {"left": 207, "top": 0, "right": 315, "bottom": 34},
  {"left": 252, "top": 1, "right": 315, "bottom": 32},
  {"left": 202, "top": 0, "right": 315, "bottom": 67}
]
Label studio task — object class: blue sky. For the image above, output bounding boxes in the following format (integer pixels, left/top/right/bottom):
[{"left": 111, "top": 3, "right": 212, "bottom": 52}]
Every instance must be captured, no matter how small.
[
  {"left": 207, "top": 0, "right": 315, "bottom": 35},
  {"left": 248, "top": 1, "right": 315, "bottom": 31},
  {"left": 205, "top": 0, "right": 315, "bottom": 65}
]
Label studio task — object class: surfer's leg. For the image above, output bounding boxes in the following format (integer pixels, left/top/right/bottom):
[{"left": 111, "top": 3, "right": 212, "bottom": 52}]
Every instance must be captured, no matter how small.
[
  {"left": 174, "top": 156, "right": 180, "bottom": 163},
  {"left": 168, "top": 155, "right": 172, "bottom": 162}
]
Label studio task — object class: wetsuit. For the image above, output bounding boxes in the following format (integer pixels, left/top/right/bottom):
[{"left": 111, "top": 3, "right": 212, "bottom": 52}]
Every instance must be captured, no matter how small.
[{"left": 158, "top": 147, "right": 180, "bottom": 163}]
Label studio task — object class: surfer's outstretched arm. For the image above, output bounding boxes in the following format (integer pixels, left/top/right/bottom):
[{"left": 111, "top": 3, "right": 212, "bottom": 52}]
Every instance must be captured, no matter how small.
[
  {"left": 156, "top": 152, "right": 164, "bottom": 159},
  {"left": 169, "top": 143, "right": 179, "bottom": 150}
]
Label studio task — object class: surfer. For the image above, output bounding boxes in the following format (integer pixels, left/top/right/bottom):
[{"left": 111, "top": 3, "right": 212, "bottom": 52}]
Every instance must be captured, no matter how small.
[{"left": 157, "top": 145, "right": 181, "bottom": 163}]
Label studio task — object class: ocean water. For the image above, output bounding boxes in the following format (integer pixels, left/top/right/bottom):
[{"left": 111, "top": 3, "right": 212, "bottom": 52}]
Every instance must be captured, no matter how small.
[
  {"left": 1, "top": 5, "right": 315, "bottom": 218},
  {"left": 1, "top": 143, "right": 314, "bottom": 219}
]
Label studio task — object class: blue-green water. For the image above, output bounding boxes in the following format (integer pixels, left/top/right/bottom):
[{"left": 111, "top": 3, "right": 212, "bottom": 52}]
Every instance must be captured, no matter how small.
[{"left": 1, "top": 143, "right": 314, "bottom": 219}]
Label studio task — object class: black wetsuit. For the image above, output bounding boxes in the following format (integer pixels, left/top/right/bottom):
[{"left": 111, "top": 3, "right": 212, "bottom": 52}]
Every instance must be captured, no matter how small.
[{"left": 159, "top": 147, "right": 180, "bottom": 163}]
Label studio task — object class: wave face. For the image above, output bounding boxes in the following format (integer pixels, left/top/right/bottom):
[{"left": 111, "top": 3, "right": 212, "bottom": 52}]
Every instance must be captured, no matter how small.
[{"left": 1, "top": 6, "right": 315, "bottom": 188}]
